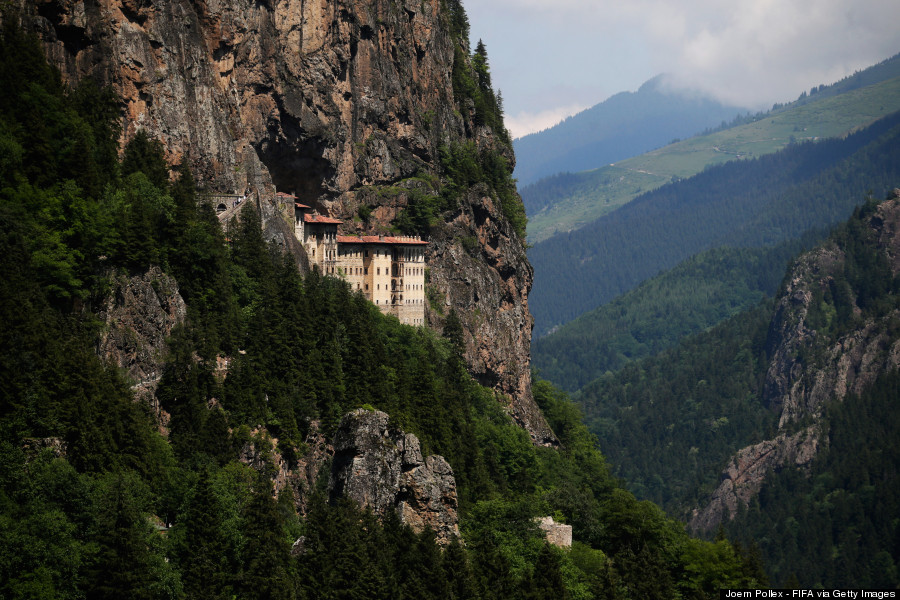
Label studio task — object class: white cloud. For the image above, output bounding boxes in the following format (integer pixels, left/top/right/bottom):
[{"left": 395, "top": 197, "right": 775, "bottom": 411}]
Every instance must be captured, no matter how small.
[
  {"left": 505, "top": 104, "right": 589, "bottom": 139},
  {"left": 467, "top": 0, "right": 900, "bottom": 115},
  {"left": 647, "top": 0, "right": 900, "bottom": 107}
]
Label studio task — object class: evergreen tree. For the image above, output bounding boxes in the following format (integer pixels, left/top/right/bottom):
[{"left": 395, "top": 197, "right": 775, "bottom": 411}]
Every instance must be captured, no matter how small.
[
  {"left": 240, "top": 485, "right": 297, "bottom": 600},
  {"left": 86, "top": 473, "right": 181, "bottom": 600},
  {"left": 121, "top": 130, "right": 169, "bottom": 189},
  {"left": 176, "top": 471, "right": 232, "bottom": 599}
]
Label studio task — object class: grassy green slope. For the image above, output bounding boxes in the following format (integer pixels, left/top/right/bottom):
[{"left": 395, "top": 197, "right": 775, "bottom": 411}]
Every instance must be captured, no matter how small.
[
  {"left": 526, "top": 75, "right": 900, "bottom": 243},
  {"left": 528, "top": 111, "right": 900, "bottom": 337}
]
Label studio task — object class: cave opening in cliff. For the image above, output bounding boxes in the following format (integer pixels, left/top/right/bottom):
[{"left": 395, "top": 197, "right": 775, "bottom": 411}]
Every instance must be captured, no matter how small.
[{"left": 258, "top": 137, "right": 335, "bottom": 210}]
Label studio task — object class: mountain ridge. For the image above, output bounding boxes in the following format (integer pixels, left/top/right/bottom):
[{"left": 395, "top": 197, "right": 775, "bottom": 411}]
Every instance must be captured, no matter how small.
[
  {"left": 524, "top": 54, "right": 900, "bottom": 244},
  {"left": 528, "top": 109, "right": 900, "bottom": 336},
  {"left": 512, "top": 74, "right": 746, "bottom": 186}
]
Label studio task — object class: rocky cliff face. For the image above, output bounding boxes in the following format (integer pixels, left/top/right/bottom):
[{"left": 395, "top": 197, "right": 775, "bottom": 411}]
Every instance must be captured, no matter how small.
[
  {"left": 240, "top": 409, "right": 459, "bottom": 544},
  {"left": 689, "top": 426, "right": 820, "bottom": 533},
  {"left": 97, "top": 265, "right": 187, "bottom": 431},
  {"left": 329, "top": 409, "right": 459, "bottom": 545},
  {"left": 23, "top": 0, "right": 552, "bottom": 444},
  {"left": 691, "top": 192, "right": 900, "bottom": 533}
]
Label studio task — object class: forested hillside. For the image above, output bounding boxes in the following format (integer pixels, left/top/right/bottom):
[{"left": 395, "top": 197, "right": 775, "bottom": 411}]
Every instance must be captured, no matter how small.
[
  {"left": 0, "top": 17, "right": 763, "bottom": 599},
  {"left": 575, "top": 302, "right": 777, "bottom": 515},
  {"left": 533, "top": 236, "right": 820, "bottom": 392},
  {"left": 528, "top": 110, "right": 900, "bottom": 336},
  {"left": 523, "top": 68, "right": 900, "bottom": 244},
  {"left": 725, "top": 369, "right": 900, "bottom": 588},
  {"left": 512, "top": 75, "right": 744, "bottom": 186},
  {"left": 575, "top": 194, "right": 900, "bottom": 587}
]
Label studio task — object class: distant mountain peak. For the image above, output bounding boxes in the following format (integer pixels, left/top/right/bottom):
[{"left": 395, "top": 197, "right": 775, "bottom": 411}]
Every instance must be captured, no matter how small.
[{"left": 512, "top": 76, "right": 747, "bottom": 185}]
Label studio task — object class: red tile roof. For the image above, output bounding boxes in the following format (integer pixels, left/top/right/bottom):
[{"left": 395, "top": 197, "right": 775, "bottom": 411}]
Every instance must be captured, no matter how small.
[
  {"left": 337, "top": 235, "right": 428, "bottom": 245},
  {"left": 276, "top": 192, "right": 297, "bottom": 199},
  {"left": 294, "top": 202, "right": 311, "bottom": 209},
  {"left": 304, "top": 214, "right": 343, "bottom": 224}
]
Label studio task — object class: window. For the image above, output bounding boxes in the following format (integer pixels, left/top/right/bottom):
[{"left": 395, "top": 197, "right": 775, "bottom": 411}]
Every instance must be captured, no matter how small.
[{"left": 364, "top": 267, "right": 368, "bottom": 275}]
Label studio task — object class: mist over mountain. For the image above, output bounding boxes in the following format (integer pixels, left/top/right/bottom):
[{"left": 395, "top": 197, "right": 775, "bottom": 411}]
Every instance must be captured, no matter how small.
[{"left": 512, "top": 75, "right": 747, "bottom": 186}]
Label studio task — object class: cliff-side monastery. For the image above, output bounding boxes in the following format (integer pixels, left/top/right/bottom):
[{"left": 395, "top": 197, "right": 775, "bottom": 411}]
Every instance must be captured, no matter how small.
[{"left": 288, "top": 194, "right": 427, "bottom": 326}]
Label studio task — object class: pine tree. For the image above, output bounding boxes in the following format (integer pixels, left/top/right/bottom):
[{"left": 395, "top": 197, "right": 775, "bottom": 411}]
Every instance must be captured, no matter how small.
[
  {"left": 240, "top": 484, "right": 297, "bottom": 600},
  {"left": 177, "top": 471, "right": 231, "bottom": 599}
]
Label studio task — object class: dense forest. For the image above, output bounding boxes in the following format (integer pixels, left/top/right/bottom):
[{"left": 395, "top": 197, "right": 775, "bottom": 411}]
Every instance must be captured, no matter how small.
[
  {"left": 533, "top": 234, "right": 822, "bottom": 391},
  {"left": 574, "top": 302, "right": 777, "bottom": 515},
  {"left": 725, "top": 369, "right": 900, "bottom": 588},
  {"left": 0, "top": 15, "right": 764, "bottom": 599},
  {"left": 576, "top": 196, "right": 900, "bottom": 586},
  {"left": 528, "top": 109, "right": 900, "bottom": 336}
]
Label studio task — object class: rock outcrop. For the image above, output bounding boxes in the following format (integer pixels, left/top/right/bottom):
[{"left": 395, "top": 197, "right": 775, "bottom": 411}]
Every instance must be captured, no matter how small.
[
  {"left": 689, "top": 426, "right": 820, "bottom": 533},
  {"left": 96, "top": 266, "right": 187, "bottom": 430},
  {"left": 691, "top": 193, "right": 900, "bottom": 533},
  {"left": 238, "top": 422, "right": 334, "bottom": 515},
  {"left": 24, "top": 0, "right": 553, "bottom": 445},
  {"left": 329, "top": 409, "right": 459, "bottom": 545}
]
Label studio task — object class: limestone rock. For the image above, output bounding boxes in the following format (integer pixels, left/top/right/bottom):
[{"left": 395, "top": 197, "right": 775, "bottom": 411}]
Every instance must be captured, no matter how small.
[
  {"left": 329, "top": 409, "right": 460, "bottom": 545},
  {"left": 689, "top": 426, "right": 820, "bottom": 533},
  {"left": 427, "top": 186, "right": 555, "bottom": 446},
  {"left": 22, "top": 437, "right": 68, "bottom": 460},
  {"left": 97, "top": 266, "right": 187, "bottom": 430},
  {"left": 238, "top": 422, "right": 333, "bottom": 515},
  {"left": 25, "top": 0, "right": 553, "bottom": 445}
]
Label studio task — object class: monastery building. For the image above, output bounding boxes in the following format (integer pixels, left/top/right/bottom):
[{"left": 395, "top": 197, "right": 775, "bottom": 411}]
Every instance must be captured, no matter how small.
[{"left": 290, "top": 194, "right": 427, "bottom": 326}]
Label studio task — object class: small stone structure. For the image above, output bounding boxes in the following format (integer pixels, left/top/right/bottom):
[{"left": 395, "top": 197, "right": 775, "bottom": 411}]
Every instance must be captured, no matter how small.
[{"left": 536, "top": 516, "right": 572, "bottom": 548}]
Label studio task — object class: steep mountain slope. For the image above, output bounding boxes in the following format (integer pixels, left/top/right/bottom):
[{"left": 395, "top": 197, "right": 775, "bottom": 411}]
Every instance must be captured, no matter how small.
[
  {"left": 24, "top": 0, "right": 552, "bottom": 442},
  {"left": 525, "top": 66, "right": 900, "bottom": 244},
  {"left": 0, "top": 18, "right": 765, "bottom": 598},
  {"left": 528, "top": 110, "right": 900, "bottom": 336},
  {"left": 533, "top": 237, "right": 815, "bottom": 392},
  {"left": 574, "top": 191, "right": 900, "bottom": 586},
  {"left": 692, "top": 192, "right": 900, "bottom": 533},
  {"left": 512, "top": 75, "right": 745, "bottom": 186}
]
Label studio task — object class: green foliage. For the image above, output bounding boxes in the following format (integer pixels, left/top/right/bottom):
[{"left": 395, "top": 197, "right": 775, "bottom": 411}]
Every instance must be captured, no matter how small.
[
  {"left": 441, "top": 142, "right": 527, "bottom": 239},
  {"left": 726, "top": 369, "right": 900, "bottom": 588},
  {"left": 529, "top": 110, "right": 900, "bottom": 336},
  {"left": 574, "top": 193, "right": 900, "bottom": 587},
  {"left": 121, "top": 130, "right": 170, "bottom": 189},
  {"left": 719, "top": 195, "right": 900, "bottom": 587},
  {"left": 575, "top": 302, "right": 779, "bottom": 515},
  {"left": 0, "top": 19, "right": 763, "bottom": 600},
  {"left": 449, "top": 37, "right": 509, "bottom": 145},
  {"left": 390, "top": 182, "right": 446, "bottom": 235},
  {"left": 534, "top": 234, "right": 821, "bottom": 392}
]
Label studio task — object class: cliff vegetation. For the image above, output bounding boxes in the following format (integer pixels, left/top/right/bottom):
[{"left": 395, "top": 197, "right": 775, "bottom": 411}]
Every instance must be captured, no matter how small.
[
  {"left": 0, "top": 19, "right": 763, "bottom": 599},
  {"left": 576, "top": 188, "right": 900, "bottom": 587}
]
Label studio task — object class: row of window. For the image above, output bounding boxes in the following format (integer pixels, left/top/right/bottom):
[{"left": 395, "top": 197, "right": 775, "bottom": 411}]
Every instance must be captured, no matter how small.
[
  {"left": 371, "top": 298, "right": 424, "bottom": 305},
  {"left": 340, "top": 247, "right": 398, "bottom": 258}
]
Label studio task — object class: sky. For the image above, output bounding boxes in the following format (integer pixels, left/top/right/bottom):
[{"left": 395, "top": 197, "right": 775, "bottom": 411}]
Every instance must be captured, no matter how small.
[{"left": 465, "top": 0, "right": 900, "bottom": 139}]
